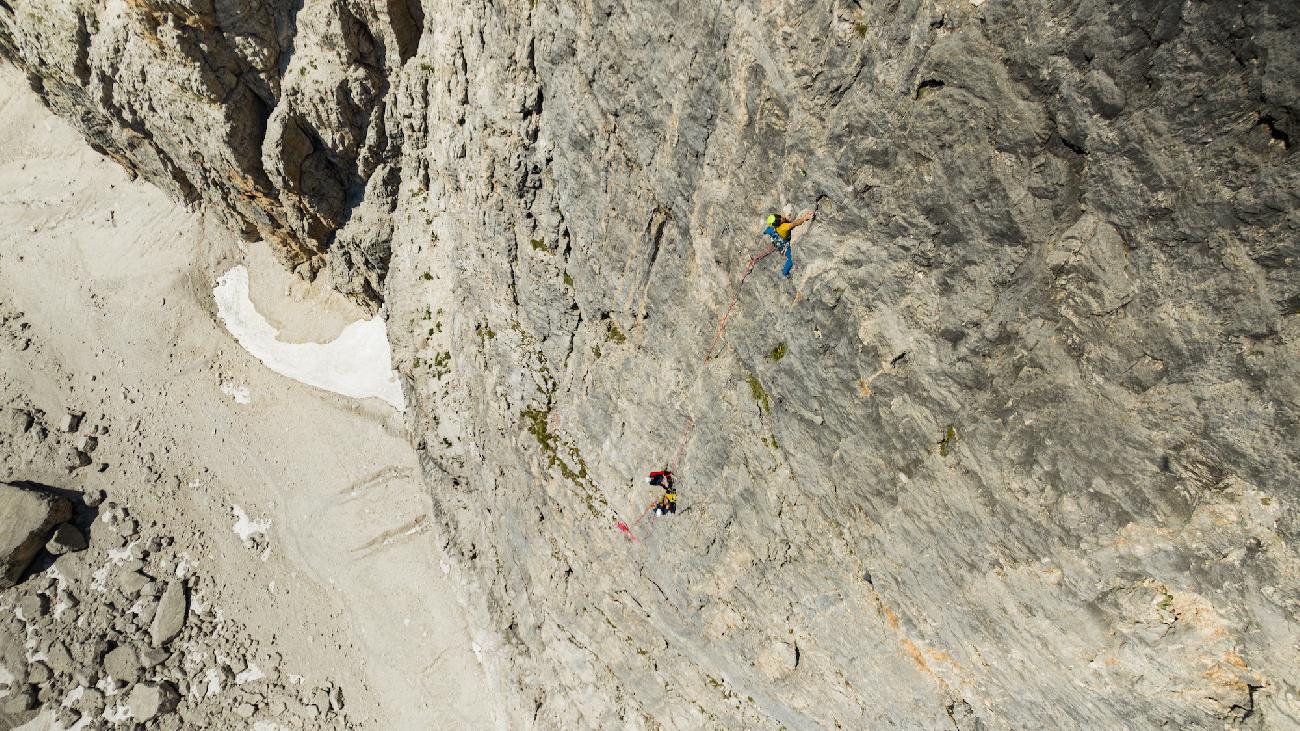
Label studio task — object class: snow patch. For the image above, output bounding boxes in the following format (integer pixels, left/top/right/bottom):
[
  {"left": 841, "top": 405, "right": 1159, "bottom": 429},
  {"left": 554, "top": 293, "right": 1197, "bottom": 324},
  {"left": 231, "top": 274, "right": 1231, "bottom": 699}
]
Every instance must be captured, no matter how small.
[
  {"left": 62, "top": 686, "right": 84, "bottom": 707},
  {"left": 235, "top": 663, "right": 266, "bottom": 685},
  {"left": 90, "top": 565, "right": 111, "bottom": 593},
  {"left": 231, "top": 505, "right": 270, "bottom": 544},
  {"left": 96, "top": 674, "right": 123, "bottom": 697},
  {"left": 174, "top": 552, "right": 195, "bottom": 579},
  {"left": 14, "top": 707, "right": 91, "bottom": 731},
  {"left": 190, "top": 591, "right": 208, "bottom": 615},
  {"left": 47, "top": 567, "right": 74, "bottom": 619},
  {"left": 92, "top": 540, "right": 139, "bottom": 593},
  {"left": 214, "top": 265, "right": 405, "bottom": 409},
  {"left": 203, "top": 667, "right": 224, "bottom": 697},
  {"left": 220, "top": 381, "right": 251, "bottom": 404},
  {"left": 107, "top": 540, "right": 138, "bottom": 562}
]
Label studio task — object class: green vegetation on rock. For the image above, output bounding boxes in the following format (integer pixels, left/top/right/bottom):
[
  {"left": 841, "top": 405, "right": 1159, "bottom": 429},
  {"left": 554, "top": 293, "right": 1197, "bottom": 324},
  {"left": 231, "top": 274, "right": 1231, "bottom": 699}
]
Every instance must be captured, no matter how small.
[
  {"left": 938, "top": 425, "right": 957, "bottom": 456},
  {"left": 747, "top": 373, "right": 770, "bottom": 412}
]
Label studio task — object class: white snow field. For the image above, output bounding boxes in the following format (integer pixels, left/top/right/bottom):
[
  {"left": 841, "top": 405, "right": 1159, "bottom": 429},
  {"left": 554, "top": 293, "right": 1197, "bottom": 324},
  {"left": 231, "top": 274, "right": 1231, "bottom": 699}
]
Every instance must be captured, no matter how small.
[{"left": 214, "top": 265, "right": 405, "bottom": 410}]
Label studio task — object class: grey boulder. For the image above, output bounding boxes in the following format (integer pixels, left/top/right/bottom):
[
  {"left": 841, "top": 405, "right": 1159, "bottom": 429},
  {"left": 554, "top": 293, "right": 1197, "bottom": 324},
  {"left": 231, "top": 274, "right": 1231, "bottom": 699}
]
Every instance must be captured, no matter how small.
[
  {"left": 103, "top": 645, "right": 141, "bottom": 681},
  {"left": 45, "top": 523, "right": 87, "bottom": 555},
  {"left": 0, "top": 482, "right": 72, "bottom": 589},
  {"left": 126, "top": 681, "right": 179, "bottom": 721},
  {"left": 149, "top": 582, "right": 187, "bottom": 647}
]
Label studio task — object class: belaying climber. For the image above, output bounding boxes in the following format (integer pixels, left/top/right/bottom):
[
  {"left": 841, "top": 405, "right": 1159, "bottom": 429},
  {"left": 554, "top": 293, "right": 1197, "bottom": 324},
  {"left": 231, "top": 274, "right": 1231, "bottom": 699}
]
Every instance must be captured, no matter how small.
[
  {"left": 646, "top": 469, "right": 678, "bottom": 516},
  {"left": 762, "top": 210, "right": 816, "bottom": 278},
  {"left": 651, "top": 487, "right": 677, "bottom": 517}
]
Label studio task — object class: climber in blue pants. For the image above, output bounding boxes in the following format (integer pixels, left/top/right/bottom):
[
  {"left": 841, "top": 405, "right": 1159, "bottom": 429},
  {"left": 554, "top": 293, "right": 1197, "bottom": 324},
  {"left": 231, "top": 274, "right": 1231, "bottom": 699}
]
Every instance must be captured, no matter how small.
[{"left": 763, "top": 211, "right": 815, "bottom": 278}]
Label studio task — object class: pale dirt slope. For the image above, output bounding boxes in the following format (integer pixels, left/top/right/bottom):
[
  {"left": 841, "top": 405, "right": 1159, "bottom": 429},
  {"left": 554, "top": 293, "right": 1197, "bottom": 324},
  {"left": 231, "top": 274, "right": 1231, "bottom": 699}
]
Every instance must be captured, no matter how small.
[{"left": 0, "top": 67, "right": 497, "bottom": 729}]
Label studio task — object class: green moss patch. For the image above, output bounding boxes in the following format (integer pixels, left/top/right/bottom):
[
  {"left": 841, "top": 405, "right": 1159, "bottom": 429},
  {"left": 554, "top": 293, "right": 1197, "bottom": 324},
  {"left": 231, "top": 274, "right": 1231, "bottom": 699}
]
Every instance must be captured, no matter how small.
[
  {"left": 747, "top": 374, "right": 770, "bottom": 412},
  {"left": 938, "top": 425, "right": 957, "bottom": 456},
  {"left": 521, "top": 405, "right": 597, "bottom": 514}
]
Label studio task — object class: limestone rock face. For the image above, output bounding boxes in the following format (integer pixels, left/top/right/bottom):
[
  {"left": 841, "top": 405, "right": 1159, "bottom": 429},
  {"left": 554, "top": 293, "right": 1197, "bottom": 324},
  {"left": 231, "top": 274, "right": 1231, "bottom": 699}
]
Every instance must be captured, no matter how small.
[
  {"left": 0, "top": 0, "right": 408, "bottom": 305},
  {"left": 5, "top": 0, "right": 1299, "bottom": 728}
]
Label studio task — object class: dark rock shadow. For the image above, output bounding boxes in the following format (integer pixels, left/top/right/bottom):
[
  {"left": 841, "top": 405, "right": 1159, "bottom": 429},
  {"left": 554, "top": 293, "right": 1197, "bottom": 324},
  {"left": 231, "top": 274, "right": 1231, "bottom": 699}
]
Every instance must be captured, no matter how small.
[{"left": 9, "top": 480, "right": 99, "bottom": 580}]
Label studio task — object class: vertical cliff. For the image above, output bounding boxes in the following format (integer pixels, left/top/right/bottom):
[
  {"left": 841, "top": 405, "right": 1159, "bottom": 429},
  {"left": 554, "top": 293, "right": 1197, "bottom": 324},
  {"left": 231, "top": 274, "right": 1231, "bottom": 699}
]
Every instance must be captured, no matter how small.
[{"left": 4, "top": 0, "right": 1297, "bottom": 727}]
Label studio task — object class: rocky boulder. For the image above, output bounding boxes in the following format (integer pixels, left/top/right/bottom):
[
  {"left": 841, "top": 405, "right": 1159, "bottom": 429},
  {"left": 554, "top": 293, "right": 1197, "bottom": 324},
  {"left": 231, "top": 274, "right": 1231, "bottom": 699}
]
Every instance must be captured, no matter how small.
[
  {"left": 103, "top": 645, "right": 141, "bottom": 682},
  {"left": 44, "top": 523, "right": 86, "bottom": 555},
  {"left": 149, "top": 582, "right": 187, "bottom": 647},
  {"left": 0, "top": 482, "right": 71, "bottom": 589},
  {"left": 126, "top": 681, "right": 179, "bottom": 722}
]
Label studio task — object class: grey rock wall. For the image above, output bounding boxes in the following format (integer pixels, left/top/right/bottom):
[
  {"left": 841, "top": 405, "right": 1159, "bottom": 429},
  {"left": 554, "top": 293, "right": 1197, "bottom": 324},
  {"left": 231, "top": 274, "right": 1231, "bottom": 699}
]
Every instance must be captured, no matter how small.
[{"left": 4, "top": 0, "right": 1298, "bottom": 728}]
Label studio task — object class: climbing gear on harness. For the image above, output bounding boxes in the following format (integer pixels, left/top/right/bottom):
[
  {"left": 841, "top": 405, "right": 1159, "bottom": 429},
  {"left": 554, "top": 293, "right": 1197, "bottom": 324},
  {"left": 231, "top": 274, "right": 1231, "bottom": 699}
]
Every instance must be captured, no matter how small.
[
  {"left": 619, "top": 480, "right": 678, "bottom": 538},
  {"left": 764, "top": 225, "right": 788, "bottom": 251},
  {"left": 653, "top": 490, "right": 678, "bottom": 516}
]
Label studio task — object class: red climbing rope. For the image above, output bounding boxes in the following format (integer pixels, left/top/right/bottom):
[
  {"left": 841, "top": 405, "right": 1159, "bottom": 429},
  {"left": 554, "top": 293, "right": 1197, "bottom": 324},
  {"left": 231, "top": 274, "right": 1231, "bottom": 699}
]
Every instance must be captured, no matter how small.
[
  {"left": 673, "top": 242, "right": 777, "bottom": 471},
  {"left": 617, "top": 500, "right": 657, "bottom": 541},
  {"left": 704, "top": 244, "right": 778, "bottom": 363},
  {"left": 669, "top": 417, "right": 696, "bottom": 473},
  {"left": 618, "top": 241, "right": 780, "bottom": 541}
]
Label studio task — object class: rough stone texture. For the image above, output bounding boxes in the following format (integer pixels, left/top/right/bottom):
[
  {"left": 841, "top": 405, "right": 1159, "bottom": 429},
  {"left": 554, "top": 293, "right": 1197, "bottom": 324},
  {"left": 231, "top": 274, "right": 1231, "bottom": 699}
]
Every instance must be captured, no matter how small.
[
  {"left": 139, "top": 646, "right": 170, "bottom": 669},
  {"left": 126, "top": 680, "right": 179, "bottom": 721},
  {"left": 104, "top": 645, "right": 141, "bottom": 682},
  {"left": 5, "top": 0, "right": 1300, "bottom": 728},
  {"left": 0, "top": 0, "right": 410, "bottom": 305},
  {"left": 150, "top": 581, "right": 187, "bottom": 647},
  {"left": 0, "top": 482, "right": 71, "bottom": 589},
  {"left": 0, "top": 490, "right": 355, "bottom": 729},
  {"left": 44, "top": 523, "right": 86, "bottom": 555}
]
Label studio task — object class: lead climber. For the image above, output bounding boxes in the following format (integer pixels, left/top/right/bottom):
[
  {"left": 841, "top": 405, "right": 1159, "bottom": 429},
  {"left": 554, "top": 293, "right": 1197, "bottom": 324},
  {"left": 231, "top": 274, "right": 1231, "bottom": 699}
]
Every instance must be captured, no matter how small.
[{"left": 761, "top": 210, "right": 815, "bottom": 278}]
